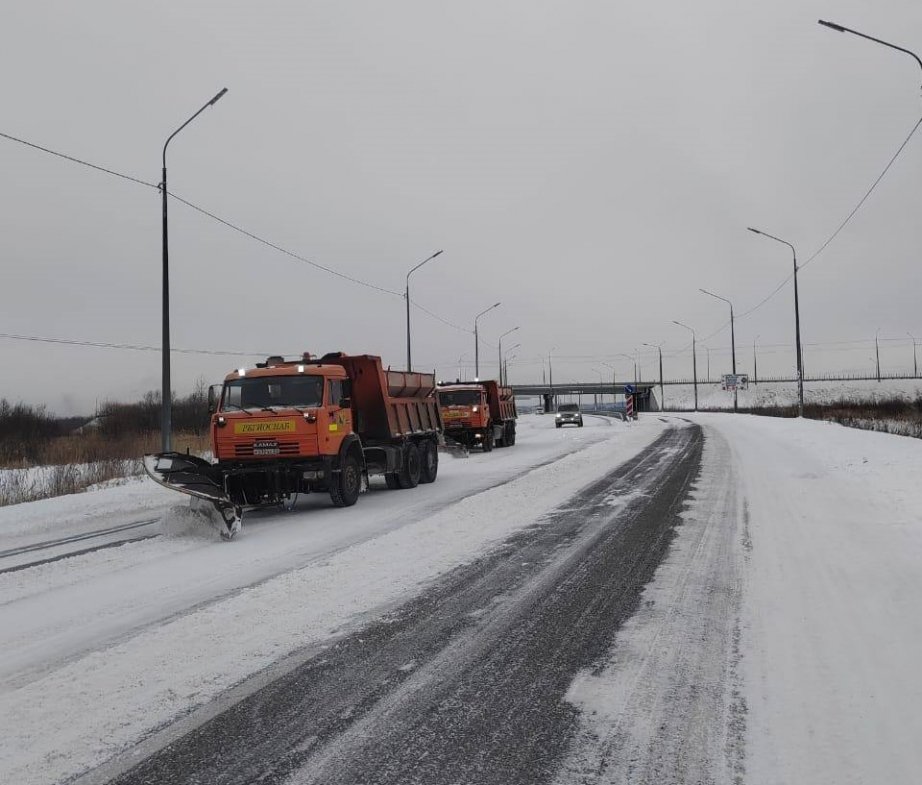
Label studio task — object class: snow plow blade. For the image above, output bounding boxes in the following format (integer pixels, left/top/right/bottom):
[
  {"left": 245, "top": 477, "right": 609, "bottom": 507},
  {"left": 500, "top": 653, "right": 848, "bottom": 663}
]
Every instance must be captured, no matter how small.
[
  {"left": 143, "top": 453, "right": 242, "bottom": 539},
  {"left": 438, "top": 439, "right": 469, "bottom": 458}
]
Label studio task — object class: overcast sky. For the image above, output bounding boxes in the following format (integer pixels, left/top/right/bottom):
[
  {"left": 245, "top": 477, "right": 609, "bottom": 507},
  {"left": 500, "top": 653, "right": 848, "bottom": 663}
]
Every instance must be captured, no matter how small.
[{"left": 3, "top": 1, "right": 922, "bottom": 414}]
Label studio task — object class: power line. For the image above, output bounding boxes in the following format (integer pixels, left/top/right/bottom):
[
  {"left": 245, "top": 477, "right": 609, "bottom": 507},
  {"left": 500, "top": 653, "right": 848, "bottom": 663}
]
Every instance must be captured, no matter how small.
[
  {"left": 0, "top": 331, "right": 275, "bottom": 357},
  {"left": 167, "top": 191, "right": 402, "bottom": 297},
  {"left": 0, "top": 130, "right": 158, "bottom": 189},
  {"left": 736, "top": 112, "right": 922, "bottom": 321},
  {"left": 0, "top": 129, "right": 472, "bottom": 330}
]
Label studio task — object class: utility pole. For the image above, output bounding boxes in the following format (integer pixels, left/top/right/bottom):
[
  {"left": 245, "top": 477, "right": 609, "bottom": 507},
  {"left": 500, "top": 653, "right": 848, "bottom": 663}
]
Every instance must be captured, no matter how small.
[
  {"left": 909, "top": 332, "right": 918, "bottom": 377},
  {"left": 405, "top": 250, "right": 443, "bottom": 371},
  {"left": 700, "top": 289, "right": 737, "bottom": 411},
  {"left": 876, "top": 328, "right": 882, "bottom": 382},
  {"left": 642, "top": 342, "right": 664, "bottom": 412},
  {"left": 473, "top": 302, "right": 501, "bottom": 378},
  {"left": 753, "top": 335, "right": 759, "bottom": 385},
  {"left": 497, "top": 327, "right": 519, "bottom": 384},
  {"left": 748, "top": 228, "right": 804, "bottom": 416},
  {"left": 160, "top": 87, "right": 228, "bottom": 452},
  {"left": 673, "top": 322, "right": 697, "bottom": 412}
]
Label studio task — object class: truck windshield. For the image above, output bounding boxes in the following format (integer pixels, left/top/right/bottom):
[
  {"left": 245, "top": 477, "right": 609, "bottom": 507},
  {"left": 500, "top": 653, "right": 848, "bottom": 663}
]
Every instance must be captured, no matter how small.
[
  {"left": 223, "top": 376, "right": 324, "bottom": 410},
  {"left": 439, "top": 390, "right": 481, "bottom": 406},
  {"left": 558, "top": 404, "right": 580, "bottom": 412}
]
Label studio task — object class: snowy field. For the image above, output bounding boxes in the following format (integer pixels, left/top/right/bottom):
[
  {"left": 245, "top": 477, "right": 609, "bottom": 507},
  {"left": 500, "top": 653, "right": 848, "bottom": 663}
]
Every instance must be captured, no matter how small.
[
  {"left": 3, "top": 412, "right": 922, "bottom": 784},
  {"left": 658, "top": 377, "right": 922, "bottom": 410}
]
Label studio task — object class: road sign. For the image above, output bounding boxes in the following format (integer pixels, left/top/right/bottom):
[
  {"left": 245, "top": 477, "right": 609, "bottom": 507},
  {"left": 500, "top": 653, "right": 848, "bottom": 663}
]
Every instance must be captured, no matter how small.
[
  {"left": 721, "top": 374, "right": 749, "bottom": 391},
  {"left": 624, "top": 383, "right": 636, "bottom": 394}
]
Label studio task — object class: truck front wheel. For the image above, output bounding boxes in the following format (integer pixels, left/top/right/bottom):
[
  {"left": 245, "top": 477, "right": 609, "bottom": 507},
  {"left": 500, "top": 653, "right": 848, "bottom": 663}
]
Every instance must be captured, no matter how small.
[
  {"left": 482, "top": 430, "right": 494, "bottom": 452},
  {"left": 419, "top": 440, "right": 438, "bottom": 484},
  {"left": 397, "top": 442, "right": 421, "bottom": 488},
  {"left": 330, "top": 453, "right": 361, "bottom": 507}
]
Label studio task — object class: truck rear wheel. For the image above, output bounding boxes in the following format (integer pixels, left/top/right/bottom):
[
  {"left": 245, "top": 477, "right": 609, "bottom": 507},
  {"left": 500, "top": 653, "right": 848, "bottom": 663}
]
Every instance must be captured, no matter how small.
[
  {"left": 330, "top": 453, "right": 361, "bottom": 507},
  {"left": 506, "top": 422, "right": 517, "bottom": 446},
  {"left": 419, "top": 440, "right": 438, "bottom": 484},
  {"left": 397, "top": 442, "right": 421, "bottom": 488}
]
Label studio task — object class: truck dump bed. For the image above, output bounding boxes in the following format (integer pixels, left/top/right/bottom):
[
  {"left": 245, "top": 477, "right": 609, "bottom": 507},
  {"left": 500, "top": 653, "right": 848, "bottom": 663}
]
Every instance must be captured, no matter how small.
[
  {"left": 483, "top": 380, "right": 517, "bottom": 422},
  {"left": 320, "top": 354, "right": 442, "bottom": 443}
]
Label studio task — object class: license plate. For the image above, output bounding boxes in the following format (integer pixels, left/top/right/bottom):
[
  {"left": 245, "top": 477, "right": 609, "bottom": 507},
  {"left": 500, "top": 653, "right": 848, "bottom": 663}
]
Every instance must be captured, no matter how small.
[{"left": 253, "top": 440, "right": 279, "bottom": 455}]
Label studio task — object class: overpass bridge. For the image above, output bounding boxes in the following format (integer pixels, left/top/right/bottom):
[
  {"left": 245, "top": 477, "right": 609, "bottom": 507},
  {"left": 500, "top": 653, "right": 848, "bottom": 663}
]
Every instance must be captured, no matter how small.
[{"left": 512, "top": 382, "right": 659, "bottom": 412}]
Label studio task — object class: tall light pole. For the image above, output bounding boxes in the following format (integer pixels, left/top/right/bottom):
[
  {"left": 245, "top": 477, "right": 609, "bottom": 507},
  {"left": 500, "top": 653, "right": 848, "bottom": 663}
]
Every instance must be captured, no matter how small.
[
  {"left": 591, "top": 367, "right": 605, "bottom": 407},
  {"left": 405, "top": 249, "right": 443, "bottom": 371},
  {"left": 748, "top": 228, "right": 803, "bottom": 416},
  {"left": 473, "top": 302, "right": 501, "bottom": 378},
  {"left": 160, "top": 87, "right": 228, "bottom": 453},
  {"left": 457, "top": 352, "right": 470, "bottom": 381},
  {"left": 547, "top": 345, "right": 558, "bottom": 409},
  {"left": 909, "top": 332, "right": 919, "bottom": 377},
  {"left": 502, "top": 343, "right": 520, "bottom": 385},
  {"left": 876, "top": 328, "right": 882, "bottom": 382},
  {"left": 617, "top": 353, "right": 636, "bottom": 385},
  {"left": 498, "top": 326, "right": 519, "bottom": 384},
  {"left": 643, "top": 342, "right": 665, "bottom": 411},
  {"left": 700, "top": 289, "right": 737, "bottom": 412},
  {"left": 702, "top": 345, "right": 711, "bottom": 381},
  {"left": 673, "top": 322, "right": 697, "bottom": 412},
  {"left": 601, "top": 361, "right": 616, "bottom": 404},
  {"left": 818, "top": 20, "right": 922, "bottom": 85},
  {"left": 753, "top": 334, "right": 760, "bottom": 385}
]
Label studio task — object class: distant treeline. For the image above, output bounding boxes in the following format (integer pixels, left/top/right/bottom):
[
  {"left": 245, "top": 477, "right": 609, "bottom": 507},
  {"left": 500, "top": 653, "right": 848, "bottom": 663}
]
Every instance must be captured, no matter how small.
[{"left": 0, "top": 382, "right": 210, "bottom": 466}]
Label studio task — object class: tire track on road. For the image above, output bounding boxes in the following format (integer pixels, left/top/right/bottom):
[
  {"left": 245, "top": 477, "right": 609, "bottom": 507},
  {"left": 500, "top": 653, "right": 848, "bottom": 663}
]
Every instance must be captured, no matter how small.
[{"left": 106, "top": 425, "right": 702, "bottom": 785}]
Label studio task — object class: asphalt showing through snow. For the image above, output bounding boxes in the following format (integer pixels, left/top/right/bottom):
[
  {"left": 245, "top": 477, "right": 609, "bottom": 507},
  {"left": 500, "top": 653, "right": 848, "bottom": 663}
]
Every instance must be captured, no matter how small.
[{"left": 109, "top": 424, "right": 702, "bottom": 785}]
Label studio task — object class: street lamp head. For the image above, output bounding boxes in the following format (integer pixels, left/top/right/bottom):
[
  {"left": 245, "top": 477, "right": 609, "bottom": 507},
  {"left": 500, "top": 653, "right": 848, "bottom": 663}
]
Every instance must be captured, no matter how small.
[
  {"left": 747, "top": 227, "right": 762, "bottom": 235},
  {"left": 209, "top": 88, "right": 229, "bottom": 106},
  {"left": 818, "top": 19, "right": 846, "bottom": 33}
]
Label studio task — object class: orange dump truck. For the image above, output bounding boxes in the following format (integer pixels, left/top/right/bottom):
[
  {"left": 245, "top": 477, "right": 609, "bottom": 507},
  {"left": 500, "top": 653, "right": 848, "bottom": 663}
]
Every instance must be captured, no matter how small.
[
  {"left": 436, "top": 380, "right": 517, "bottom": 451},
  {"left": 144, "top": 352, "right": 443, "bottom": 538}
]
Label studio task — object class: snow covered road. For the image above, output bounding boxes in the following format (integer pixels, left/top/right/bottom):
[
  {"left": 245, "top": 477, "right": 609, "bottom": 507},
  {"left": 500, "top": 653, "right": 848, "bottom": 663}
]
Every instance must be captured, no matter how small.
[{"left": 4, "top": 413, "right": 922, "bottom": 784}]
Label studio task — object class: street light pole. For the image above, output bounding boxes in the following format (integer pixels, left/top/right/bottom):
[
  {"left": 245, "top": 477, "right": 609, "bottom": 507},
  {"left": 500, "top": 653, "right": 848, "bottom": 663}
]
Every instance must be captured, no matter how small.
[
  {"left": 643, "top": 342, "right": 665, "bottom": 412},
  {"left": 405, "top": 249, "right": 443, "bottom": 371},
  {"left": 909, "top": 332, "right": 919, "bottom": 377},
  {"left": 753, "top": 335, "right": 760, "bottom": 385},
  {"left": 591, "top": 367, "right": 605, "bottom": 408},
  {"left": 473, "top": 302, "right": 501, "bottom": 378},
  {"left": 498, "top": 327, "right": 519, "bottom": 384},
  {"left": 502, "top": 343, "right": 520, "bottom": 386},
  {"left": 700, "top": 289, "right": 737, "bottom": 412},
  {"left": 160, "top": 87, "right": 228, "bottom": 453},
  {"left": 673, "top": 322, "right": 697, "bottom": 412},
  {"left": 876, "top": 328, "right": 882, "bottom": 382},
  {"left": 818, "top": 20, "right": 922, "bottom": 85},
  {"left": 748, "top": 228, "right": 804, "bottom": 416},
  {"left": 601, "top": 361, "right": 616, "bottom": 406}
]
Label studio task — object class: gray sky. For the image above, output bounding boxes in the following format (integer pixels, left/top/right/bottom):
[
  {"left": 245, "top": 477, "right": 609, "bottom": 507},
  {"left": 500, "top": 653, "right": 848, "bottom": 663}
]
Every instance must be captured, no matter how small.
[{"left": 2, "top": 0, "right": 922, "bottom": 414}]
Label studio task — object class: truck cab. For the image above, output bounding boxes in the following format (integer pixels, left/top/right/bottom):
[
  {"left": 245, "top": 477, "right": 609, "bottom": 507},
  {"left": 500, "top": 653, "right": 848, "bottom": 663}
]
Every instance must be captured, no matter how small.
[
  {"left": 213, "top": 361, "right": 352, "bottom": 465},
  {"left": 436, "top": 381, "right": 517, "bottom": 451}
]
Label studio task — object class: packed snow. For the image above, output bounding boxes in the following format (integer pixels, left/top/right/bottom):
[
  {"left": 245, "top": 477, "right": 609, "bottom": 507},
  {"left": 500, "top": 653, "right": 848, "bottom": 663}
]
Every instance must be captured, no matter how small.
[
  {"left": 4, "top": 412, "right": 922, "bottom": 784},
  {"left": 0, "top": 414, "right": 664, "bottom": 785}
]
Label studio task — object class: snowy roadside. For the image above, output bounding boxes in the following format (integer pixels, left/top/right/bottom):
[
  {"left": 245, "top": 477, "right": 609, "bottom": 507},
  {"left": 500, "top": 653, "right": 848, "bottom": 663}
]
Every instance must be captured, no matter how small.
[
  {"left": 705, "top": 414, "right": 922, "bottom": 785},
  {"left": 0, "top": 417, "right": 668, "bottom": 785}
]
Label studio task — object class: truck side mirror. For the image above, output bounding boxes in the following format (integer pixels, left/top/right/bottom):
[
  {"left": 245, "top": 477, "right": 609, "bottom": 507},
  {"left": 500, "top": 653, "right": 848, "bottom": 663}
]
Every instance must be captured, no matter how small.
[
  {"left": 339, "top": 397, "right": 352, "bottom": 409},
  {"left": 208, "top": 384, "right": 221, "bottom": 414}
]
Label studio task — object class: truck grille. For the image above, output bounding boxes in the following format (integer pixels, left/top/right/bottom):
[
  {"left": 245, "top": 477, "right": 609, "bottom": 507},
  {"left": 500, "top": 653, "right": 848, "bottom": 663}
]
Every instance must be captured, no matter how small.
[{"left": 234, "top": 441, "right": 301, "bottom": 457}]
